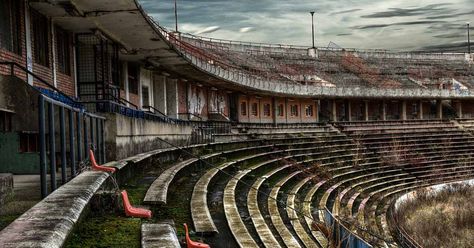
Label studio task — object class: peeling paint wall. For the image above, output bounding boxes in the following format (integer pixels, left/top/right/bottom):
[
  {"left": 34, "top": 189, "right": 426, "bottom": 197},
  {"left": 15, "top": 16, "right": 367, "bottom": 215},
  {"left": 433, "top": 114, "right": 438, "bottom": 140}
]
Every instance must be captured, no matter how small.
[
  {"left": 139, "top": 68, "right": 153, "bottom": 109},
  {"left": 186, "top": 83, "right": 207, "bottom": 118}
]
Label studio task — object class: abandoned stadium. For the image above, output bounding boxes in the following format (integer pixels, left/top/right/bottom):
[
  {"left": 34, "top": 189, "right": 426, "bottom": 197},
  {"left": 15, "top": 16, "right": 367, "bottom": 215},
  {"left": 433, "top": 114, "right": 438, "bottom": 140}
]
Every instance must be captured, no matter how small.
[{"left": 0, "top": 0, "right": 473, "bottom": 247}]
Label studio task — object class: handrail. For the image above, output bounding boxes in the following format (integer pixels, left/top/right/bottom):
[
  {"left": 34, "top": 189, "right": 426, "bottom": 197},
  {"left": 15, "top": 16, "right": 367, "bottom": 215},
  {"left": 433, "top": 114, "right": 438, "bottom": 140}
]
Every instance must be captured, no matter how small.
[
  {"left": 178, "top": 112, "right": 203, "bottom": 121},
  {"left": 118, "top": 97, "right": 138, "bottom": 109},
  {"left": 387, "top": 202, "right": 423, "bottom": 248},
  {"left": 142, "top": 105, "right": 167, "bottom": 117},
  {"left": 0, "top": 61, "right": 80, "bottom": 105}
]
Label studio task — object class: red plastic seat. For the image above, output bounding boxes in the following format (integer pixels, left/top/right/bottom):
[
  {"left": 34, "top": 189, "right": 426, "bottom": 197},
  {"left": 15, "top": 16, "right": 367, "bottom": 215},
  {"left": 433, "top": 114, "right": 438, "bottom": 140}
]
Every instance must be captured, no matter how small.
[
  {"left": 121, "top": 190, "right": 152, "bottom": 219},
  {"left": 184, "top": 223, "right": 210, "bottom": 248},
  {"left": 89, "top": 149, "right": 116, "bottom": 173}
]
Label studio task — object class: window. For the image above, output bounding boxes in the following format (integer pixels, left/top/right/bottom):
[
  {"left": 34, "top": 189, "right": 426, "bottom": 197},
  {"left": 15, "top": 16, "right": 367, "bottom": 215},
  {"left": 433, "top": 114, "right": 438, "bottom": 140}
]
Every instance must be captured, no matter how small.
[
  {"left": 305, "top": 105, "right": 314, "bottom": 117},
  {"left": 240, "top": 102, "right": 247, "bottom": 116},
  {"left": 251, "top": 102, "right": 258, "bottom": 116},
  {"left": 0, "top": 111, "right": 13, "bottom": 132},
  {"left": 0, "top": 0, "right": 22, "bottom": 54},
  {"left": 263, "top": 103, "right": 271, "bottom": 117},
  {"left": 55, "top": 26, "right": 71, "bottom": 75},
  {"left": 19, "top": 132, "right": 39, "bottom": 153},
  {"left": 32, "top": 9, "right": 49, "bottom": 67},
  {"left": 141, "top": 86, "right": 150, "bottom": 107},
  {"left": 290, "top": 105, "right": 299, "bottom": 117},
  {"left": 128, "top": 64, "right": 139, "bottom": 94},
  {"left": 277, "top": 104, "right": 284, "bottom": 117}
]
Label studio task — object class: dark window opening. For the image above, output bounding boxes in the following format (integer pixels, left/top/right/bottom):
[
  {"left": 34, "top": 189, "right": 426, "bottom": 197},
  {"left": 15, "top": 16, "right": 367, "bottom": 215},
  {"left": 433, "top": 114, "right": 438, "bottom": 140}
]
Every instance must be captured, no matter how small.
[
  {"left": 263, "top": 103, "right": 271, "bottom": 117},
  {"left": 31, "top": 9, "right": 50, "bottom": 67},
  {"left": 251, "top": 102, "right": 258, "bottom": 116},
  {"left": 240, "top": 102, "right": 247, "bottom": 116},
  {"left": 290, "top": 105, "right": 299, "bottom": 117},
  {"left": 277, "top": 104, "right": 284, "bottom": 117},
  {"left": 19, "top": 132, "right": 39, "bottom": 153},
  {"left": 142, "top": 86, "right": 150, "bottom": 107},
  {"left": 128, "top": 64, "right": 139, "bottom": 94},
  {"left": 0, "top": 0, "right": 22, "bottom": 54},
  {"left": 55, "top": 26, "right": 71, "bottom": 75},
  {"left": 305, "top": 105, "right": 314, "bottom": 117},
  {"left": 0, "top": 111, "right": 13, "bottom": 132}
]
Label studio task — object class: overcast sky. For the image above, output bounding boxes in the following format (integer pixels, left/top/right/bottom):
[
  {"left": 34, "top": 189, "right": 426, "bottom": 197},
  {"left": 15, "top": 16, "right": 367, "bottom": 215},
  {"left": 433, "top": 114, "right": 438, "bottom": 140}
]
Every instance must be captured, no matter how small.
[{"left": 139, "top": 0, "right": 473, "bottom": 52}]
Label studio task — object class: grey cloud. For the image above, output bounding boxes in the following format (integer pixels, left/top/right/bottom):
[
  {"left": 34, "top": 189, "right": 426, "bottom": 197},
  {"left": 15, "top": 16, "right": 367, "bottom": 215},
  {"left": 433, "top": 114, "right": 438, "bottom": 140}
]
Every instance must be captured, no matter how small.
[
  {"left": 332, "top": 9, "right": 362, "bottom": 15},
  {"left": 355, "top": 20, "right": 446, "bottom": 30},
  {"left": 361, "top": 4, "right": 452, "bottom": 18},
  {"left": 138, "top": 0, "right": 474, "bottom": 51}
]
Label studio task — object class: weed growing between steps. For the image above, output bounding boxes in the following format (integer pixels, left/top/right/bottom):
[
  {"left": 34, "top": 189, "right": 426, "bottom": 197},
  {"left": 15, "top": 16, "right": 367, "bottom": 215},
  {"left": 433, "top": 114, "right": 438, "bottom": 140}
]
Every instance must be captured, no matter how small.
[{"left": 64, "top": 173, "right": 154, "bottom": 248}]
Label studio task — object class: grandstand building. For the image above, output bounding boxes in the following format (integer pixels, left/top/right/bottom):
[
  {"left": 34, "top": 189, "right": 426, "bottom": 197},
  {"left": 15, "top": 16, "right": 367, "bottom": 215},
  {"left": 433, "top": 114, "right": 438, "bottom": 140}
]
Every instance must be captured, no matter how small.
[{"left": 0, "top": 0, "right": 473, "bottom": 247}]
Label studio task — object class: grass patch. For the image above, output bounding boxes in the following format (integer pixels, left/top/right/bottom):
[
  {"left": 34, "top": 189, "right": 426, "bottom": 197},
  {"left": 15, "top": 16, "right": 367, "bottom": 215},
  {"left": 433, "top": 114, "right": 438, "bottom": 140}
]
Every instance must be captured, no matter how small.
[
  {"left": 64, "top": 173, "right": 154, "bottom": 247},
  {"left": 64, "top": 215, "right": 141, "bottom": 248},
  {"left": 396, "top": 183, "right": 474, "bottom": 248}
]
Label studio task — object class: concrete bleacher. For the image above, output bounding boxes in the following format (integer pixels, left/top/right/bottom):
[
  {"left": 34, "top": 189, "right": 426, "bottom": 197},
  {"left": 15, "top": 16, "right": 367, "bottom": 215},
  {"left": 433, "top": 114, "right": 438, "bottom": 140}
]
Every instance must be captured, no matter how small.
[{"left": 5, "top": 119, "right": 474, "bottom": 247}]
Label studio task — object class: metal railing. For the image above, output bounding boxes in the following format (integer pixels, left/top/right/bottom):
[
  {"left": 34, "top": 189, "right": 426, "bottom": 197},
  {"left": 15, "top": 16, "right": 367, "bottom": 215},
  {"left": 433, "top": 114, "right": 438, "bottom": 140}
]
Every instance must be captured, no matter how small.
[
  {"left": 38, "top": 94, "right": 106, "bottom": 198},
  {"left": 387, "top": 203, "right": 423, "bottom": 248},
  {"left": 323, "top": 208, "right": 374, "bottom": 248},
  {"left": 0, "top": 61, "right": 82, "bottom": 107}
]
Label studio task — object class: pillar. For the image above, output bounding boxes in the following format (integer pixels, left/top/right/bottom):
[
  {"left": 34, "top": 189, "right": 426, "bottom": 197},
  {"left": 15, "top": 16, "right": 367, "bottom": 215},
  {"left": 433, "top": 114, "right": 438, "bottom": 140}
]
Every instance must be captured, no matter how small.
[
  {"left": 436, "top": 100, "right": 443, "bottom": 119},
  {"left": 332, "top": 99, "right": 337, "bottom": 122},
  {"left": 166, "top": 78, "right": 178, "bottom": 119},
  {"left": 382, "top": 100, "right": 387, "bottom": 121},
  {"left": 401, "top": 100, "right": 407, "bottom": 120},
  {"left": 153, "top": 74, "right": 167, "bottom": 115},
  {"left": 364, "top": 101, "right": 369, "bottom": 121},
  {"left": 457, "top": 101, "right": 463, "bottom": 118},
  {"left": 418, "top": 100, "right": 423, "bottom": 119}
]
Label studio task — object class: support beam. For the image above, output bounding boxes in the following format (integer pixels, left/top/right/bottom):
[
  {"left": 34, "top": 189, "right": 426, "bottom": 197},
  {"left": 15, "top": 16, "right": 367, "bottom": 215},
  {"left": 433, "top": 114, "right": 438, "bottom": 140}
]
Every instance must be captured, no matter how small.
[
  {"left": 401, "top": 100, "right": 407, "bottom": 120},
  {"left": 332, "top": 99, "right": 337, "bottom": 122},
  {"left": 418, "top": 100, "right": 423, "bottom": 119},
  {"left": 382, "top": 100, "right": 387, "bottom": 121},
  {"left": 436, "top": 100, "right": 443, "bottom": 119},
  {"left": 315, "top": 100, "right": 320, "bottom": 123},
  {"left": 364, "top": 101, "right": 369, "bottom": 121}
]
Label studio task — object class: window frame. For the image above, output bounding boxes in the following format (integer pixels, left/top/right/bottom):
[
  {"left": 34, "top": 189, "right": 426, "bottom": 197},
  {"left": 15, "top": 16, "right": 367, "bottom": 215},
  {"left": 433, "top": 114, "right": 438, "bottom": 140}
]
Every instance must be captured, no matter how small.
[
  {"left": 263, "top": 103, "right": 271, "bottom": 117},
  {"left": 251, "top": 102, "right": 258, "bottom": 116},
  {"left": 305, "top": 104, "right": 314, "bottom": 117},
  {"left": 55, "top": 26, "right": 71, "bottom": 75},
  {"left": 0, "top": 0, "right": 22, "bottom": 55},
  {"left": 240, "top": 101, "right": 247, "bottom": 116},
  {"left": 31, "top": 9, "right": 50, "bottom": 67}
]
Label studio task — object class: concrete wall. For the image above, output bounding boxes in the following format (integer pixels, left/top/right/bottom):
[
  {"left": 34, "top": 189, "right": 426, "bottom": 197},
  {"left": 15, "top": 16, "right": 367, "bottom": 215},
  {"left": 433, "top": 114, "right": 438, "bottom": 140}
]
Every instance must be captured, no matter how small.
[{"left": 104, "top": 113, "right": 193, "bottom": 160}]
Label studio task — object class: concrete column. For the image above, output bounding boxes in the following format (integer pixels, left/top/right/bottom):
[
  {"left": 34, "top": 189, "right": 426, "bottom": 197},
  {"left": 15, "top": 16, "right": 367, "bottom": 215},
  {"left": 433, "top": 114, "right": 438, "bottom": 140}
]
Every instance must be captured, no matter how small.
[
  {"left": 382, "top": 100, "right": 387, "bottom": 121},
  {"left": 457, "top": 101, "right": 463, "bottom": 118},
  {"left": 51, "top": 20, "right": 57, "bottom": 87},
  {"left": 166, "top": 78, "right": 178, "bottom": 119},
  {"left": 418, "top": 100, "right": 423, "bottom": 119},
  {"left": 364, "top": 101, "right": 369, "bottom": 121},
  {"left": 153, "top": 74, "right": 167, "bottom": 115},
  {"left": 401, "top": 100, "right": 407, "bottom": 120},
  {"left": 436, "top": 100, "right": 443, "bottom": 119},
  {"left": 25, "top": 3, "right": 33, "bottom": 85},
  {"left": 332, "top": 99, "right": 337, "bottom": 122}
]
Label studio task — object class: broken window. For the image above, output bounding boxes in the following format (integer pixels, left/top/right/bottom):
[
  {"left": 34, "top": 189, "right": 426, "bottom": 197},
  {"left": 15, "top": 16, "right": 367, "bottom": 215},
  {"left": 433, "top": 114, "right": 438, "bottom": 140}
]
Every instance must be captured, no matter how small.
[
  {"left": 305, "top": 105, "right": 314, "bottom": 117},
  {"left": 19, "top": 132, "right": 39, "bottom": 153},
  {"left": 290, "top": 105, "right": 299, "bottom": 117},
  {"left": 128, "top": 64, "right": 139, "bottom": 94},
  {"left": 55, "top": 26, "right": 71, "bottom": 75},
  {"left": 32, "top": 9, "right": 49, "bottom": 67},
  {"left": 142, "top": 86, "right": 150, "bottom": 107},
  {"left": 263, "top": 103, "right": 271, "bottom": 117},
  {"left": 251, "top": 102, "right": 258, "bottom": 116}
]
